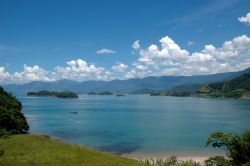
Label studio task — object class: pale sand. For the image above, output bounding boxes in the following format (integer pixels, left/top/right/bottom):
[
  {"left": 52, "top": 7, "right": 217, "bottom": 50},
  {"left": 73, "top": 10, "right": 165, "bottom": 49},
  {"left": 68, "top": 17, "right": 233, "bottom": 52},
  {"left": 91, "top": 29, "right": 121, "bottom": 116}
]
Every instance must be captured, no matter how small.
[{"left": 123, "top": 151, "right": 225, "bottom": 165}]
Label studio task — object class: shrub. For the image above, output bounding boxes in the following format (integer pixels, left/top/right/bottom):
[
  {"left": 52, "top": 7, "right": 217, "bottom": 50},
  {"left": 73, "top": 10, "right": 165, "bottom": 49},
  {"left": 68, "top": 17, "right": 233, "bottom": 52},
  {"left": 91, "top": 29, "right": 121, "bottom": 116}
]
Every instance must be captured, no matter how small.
[{"left": 206, "top": 130, "right": 250, "bottom": 166}]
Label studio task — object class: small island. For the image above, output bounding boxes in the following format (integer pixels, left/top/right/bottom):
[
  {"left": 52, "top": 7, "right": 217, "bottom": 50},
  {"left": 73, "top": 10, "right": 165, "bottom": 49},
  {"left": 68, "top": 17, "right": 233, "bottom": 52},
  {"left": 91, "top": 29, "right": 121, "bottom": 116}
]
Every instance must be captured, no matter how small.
[
  {"left": 116, "top": 94, "right": 125, "bottom": 97},
  {"left": 99, "top": 91, "right": 113, "bottom": 95},
  {"left": 27, "top": 90, "right": 78, "bottom": 99}
]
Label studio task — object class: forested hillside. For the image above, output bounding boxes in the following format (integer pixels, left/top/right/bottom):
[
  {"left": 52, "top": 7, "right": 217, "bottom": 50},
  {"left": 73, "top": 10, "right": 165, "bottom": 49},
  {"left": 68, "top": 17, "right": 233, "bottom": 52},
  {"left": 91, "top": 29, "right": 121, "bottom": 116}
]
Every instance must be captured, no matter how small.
[{"left": 198, "top": 73, "right": 250, "bottom": 98}]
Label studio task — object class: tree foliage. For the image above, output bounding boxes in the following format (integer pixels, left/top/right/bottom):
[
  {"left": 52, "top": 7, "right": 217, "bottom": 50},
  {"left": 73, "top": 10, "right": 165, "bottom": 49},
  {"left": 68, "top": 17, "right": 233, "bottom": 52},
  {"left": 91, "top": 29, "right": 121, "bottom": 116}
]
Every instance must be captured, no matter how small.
[
  {"left": 205, "top": 156, "right": 231, "bottom": 166},
  {"left": 206, "top": 130, "right": 250, "bottom": 166},
  {"left": 0, "top": 86, "right": 29, "bottom": 135}
]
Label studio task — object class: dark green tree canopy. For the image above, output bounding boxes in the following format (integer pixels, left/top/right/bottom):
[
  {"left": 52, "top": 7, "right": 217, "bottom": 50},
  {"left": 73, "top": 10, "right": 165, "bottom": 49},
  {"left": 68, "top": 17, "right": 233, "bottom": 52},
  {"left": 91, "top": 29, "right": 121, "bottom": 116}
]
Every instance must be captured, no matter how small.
[
  {"left": 206, "top": 130, "right": 250, "bottom": 166},
  {"left": 0, "top": 86, "right": 29, "bottom": 134}
]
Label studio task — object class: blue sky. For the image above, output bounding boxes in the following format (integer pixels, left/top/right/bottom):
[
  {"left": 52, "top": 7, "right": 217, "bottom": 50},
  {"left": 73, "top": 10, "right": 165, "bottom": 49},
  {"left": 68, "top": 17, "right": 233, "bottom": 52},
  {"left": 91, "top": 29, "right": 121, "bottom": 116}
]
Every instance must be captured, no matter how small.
[{"left": 0, "top": 0, "right": 250, "bottom": 84}]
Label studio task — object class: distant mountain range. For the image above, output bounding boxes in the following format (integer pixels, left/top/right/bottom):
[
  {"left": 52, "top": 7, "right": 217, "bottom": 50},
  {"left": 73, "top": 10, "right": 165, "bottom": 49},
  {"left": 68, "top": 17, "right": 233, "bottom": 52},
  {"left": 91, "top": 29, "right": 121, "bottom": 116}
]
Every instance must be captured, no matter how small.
[{"left": 3, "top": 67, "right": 250, "bottom": 95}]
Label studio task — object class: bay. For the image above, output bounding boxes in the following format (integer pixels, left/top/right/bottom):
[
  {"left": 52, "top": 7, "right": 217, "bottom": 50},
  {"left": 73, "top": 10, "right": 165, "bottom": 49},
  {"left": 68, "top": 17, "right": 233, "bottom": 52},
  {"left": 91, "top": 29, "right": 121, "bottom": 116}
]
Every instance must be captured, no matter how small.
[{"left": 19, "top": 95, "right": 250, "bottom": 156}]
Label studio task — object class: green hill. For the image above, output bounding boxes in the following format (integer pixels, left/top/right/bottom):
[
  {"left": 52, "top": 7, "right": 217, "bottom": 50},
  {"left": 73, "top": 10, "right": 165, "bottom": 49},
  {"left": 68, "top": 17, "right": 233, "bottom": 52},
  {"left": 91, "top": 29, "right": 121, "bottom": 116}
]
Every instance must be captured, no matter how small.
[
  {"left": 0, "top": 134, "right": 142, "bottom": 166},
  {"left": 197, "top": 73, "right": 250, "bottom": 98}
]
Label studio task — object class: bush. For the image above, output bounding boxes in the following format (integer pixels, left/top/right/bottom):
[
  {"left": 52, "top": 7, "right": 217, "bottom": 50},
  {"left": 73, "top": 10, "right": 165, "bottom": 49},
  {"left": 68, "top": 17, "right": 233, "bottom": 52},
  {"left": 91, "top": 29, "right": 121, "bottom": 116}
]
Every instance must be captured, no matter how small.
[
  {"left": 206, "top": 130, "right": 250, "bottom": 166},
  {"left": 142, "top": 156, "right": 201, "bottom": 166},
  {"left": 205, "top": 156, "right": 230, "bottom": 166}
]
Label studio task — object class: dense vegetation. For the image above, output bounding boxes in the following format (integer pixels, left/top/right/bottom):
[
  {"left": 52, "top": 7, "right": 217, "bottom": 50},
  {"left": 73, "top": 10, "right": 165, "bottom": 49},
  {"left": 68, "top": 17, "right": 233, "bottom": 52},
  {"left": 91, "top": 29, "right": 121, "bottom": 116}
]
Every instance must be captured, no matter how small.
[
  {"left": 0, "top": 86, "right": 29, "bottom": 135},
  {"left": 27, "top": 90, "right": 78, "bottom": 98},
  {"left": 197, "top": 73, "right": 250, "bottom": 98},
  {"left": 206, "top": 130, "right": 250, "bottom": 166}
]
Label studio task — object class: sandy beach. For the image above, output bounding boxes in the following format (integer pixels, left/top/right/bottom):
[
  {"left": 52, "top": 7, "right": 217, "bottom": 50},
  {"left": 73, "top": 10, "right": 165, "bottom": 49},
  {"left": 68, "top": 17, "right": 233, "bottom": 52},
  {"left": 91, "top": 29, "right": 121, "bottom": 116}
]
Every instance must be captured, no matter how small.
[{"left": 123, "top": 151, "right": 225, "bottom": 165}]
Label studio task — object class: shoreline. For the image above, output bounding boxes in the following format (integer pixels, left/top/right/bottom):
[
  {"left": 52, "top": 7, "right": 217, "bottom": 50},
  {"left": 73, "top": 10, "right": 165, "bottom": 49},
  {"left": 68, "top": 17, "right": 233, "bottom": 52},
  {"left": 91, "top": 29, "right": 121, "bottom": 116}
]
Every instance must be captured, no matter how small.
[
  {"left": 31, "top": 133, "right": 225, "bottom": 164},
  {"left": 123, "top": 151, "right": 225, "bottom": 165}
]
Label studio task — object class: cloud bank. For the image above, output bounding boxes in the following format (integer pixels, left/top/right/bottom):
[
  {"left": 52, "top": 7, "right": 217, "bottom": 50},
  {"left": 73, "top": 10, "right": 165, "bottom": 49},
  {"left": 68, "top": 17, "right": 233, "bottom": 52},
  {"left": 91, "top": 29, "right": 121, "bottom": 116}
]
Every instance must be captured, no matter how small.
[{"left": 1, "top": 34, "right": 250, "bottom": 84}]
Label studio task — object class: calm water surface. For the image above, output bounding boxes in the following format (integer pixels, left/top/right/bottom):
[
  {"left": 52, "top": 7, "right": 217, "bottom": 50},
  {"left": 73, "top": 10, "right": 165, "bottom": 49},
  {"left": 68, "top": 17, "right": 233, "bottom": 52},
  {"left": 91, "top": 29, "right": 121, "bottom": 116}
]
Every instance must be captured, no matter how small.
[{"left": 19, "top": 95, "right": 250, "bottom": 155}]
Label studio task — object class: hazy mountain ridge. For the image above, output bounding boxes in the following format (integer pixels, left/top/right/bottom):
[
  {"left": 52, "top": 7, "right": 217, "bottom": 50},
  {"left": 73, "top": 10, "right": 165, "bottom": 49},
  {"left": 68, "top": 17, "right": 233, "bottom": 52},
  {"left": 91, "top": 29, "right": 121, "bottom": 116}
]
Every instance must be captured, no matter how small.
[{"left": 3, "top": 67, "right": 250, "bottom": 95}]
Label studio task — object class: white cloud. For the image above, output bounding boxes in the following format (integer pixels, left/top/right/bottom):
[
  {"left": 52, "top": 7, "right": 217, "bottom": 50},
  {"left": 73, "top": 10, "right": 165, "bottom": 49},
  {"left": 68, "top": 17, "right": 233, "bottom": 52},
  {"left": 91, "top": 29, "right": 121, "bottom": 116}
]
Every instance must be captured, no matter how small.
[
  {"left": 127, "top": 34, "right": 250, "bottom": 78},
  {"left": 0, "top": 67, "right": 11, "bottom": 82},
  {"left": 137, "top": 36, "right": 189, "bottom": 67},
  {"left": 238, "top": 12, "right": 250, "bottom": 26},
  {"left": 96, "top": 48, "right": 116, "bottom": 54},
  {"left": 132, "top": 40, "right": 140, "bottom": 50},
  {"left": 54, "top": 59, "right": 112, "bottom": 81},
  {"left": 1, "top": 35, "right": 250, "bottom": 84},
  {"left": 112, "top": 63, "right": 128, "bottom": 72},
  {"left": 0, "top": 65, "right": 53, "bottom": 84}
]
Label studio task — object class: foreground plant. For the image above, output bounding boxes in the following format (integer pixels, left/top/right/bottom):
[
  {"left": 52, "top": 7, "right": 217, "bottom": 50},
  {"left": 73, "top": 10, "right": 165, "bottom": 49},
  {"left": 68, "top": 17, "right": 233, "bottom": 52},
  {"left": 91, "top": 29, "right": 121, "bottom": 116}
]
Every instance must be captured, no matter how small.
[
  {"left": 206, "top": 130, "right": 250, "bottom": 166},
  {"left": 142, "top": 156, "right": 201, "bottom": 166},
  {"left": 204, "top": 156, "right": 231, "bottom": 166}
]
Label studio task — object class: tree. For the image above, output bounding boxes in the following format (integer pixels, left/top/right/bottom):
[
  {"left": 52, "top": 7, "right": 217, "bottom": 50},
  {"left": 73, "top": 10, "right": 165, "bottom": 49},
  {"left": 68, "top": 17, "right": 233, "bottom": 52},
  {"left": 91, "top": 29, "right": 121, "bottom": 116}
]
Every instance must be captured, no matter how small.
[
  {"left": 206, "top": 130, "right": 250, "bottom": 166},
  {"left": 0, "top": 86, "right": 29, "bottom": 135}
]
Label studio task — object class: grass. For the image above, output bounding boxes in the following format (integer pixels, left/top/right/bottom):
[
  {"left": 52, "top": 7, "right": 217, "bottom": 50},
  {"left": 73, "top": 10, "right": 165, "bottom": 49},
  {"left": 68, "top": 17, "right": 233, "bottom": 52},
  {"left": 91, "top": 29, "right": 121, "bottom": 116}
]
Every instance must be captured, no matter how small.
[{"left": 0, "top": 134, "right": 143, "bottom": 166}]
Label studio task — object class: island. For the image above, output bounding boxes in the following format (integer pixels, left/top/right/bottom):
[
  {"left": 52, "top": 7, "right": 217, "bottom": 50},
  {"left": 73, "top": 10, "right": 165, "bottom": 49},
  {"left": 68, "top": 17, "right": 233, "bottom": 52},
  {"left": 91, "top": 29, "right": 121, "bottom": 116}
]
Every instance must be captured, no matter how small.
[
  {"left": 27, "top": 90, "right": 78, "bottom": 98},
  {"left": 116, "top": 94, "right": 125, "bottom": 97},
  {"left": 99, "top": 91, "right": 113, "bottom": 95}
]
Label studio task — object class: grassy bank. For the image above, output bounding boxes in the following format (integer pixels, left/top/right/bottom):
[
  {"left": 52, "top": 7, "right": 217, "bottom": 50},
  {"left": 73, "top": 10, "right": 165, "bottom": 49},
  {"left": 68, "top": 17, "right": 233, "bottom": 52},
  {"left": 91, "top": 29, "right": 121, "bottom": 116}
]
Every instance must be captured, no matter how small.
[{"left": 0, "top": 134, "right": 143, "bottom": 166}]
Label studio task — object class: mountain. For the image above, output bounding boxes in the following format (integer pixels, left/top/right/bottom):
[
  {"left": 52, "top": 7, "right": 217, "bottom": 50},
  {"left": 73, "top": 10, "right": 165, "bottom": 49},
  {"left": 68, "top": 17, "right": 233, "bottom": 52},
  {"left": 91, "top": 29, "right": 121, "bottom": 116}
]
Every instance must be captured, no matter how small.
[
  {"left": 197, "top": 72, "right": 250, "bottom": 98},
  {"left": 3, "top": 67, "right": 250, "bottom": 95}
]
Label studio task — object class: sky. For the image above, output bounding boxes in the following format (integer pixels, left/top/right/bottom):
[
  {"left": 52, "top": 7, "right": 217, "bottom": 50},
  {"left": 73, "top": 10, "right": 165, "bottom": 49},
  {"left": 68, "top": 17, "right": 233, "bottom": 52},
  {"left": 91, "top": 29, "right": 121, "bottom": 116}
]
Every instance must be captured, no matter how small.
[{"left": 0, "top": 0, "right": 250, "bottom": 84}]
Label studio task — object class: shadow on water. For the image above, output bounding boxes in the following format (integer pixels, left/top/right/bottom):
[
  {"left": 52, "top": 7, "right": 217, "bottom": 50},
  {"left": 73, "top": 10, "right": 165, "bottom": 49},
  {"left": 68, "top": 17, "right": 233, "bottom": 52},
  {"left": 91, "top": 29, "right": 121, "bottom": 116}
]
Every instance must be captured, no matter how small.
[
  {"left": 98, "top": 138, "right": 144, "bottom": 154},
  {"left": 52, "top": 130, "right": 124, "bottom": 139},
  {"left": 51, "top": 130, "right": 144, "bottom": 154}
]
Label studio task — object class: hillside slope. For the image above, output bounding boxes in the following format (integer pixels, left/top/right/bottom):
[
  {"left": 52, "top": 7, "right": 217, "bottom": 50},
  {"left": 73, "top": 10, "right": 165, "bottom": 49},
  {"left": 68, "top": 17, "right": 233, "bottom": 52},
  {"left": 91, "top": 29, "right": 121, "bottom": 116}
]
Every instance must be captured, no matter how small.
[
  {"left": 0, "top": 134, "right": 142, "bottom": 166},
  {"left": 197, "top": 73, "right": 250, "bottom": 98}
]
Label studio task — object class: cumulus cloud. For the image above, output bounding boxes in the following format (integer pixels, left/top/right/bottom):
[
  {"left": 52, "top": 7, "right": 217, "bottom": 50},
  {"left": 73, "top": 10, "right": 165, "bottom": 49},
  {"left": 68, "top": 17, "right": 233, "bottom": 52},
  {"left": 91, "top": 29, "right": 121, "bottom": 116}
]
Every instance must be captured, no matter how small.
[
  {"left": 1, "top": 35, "right": 250, "bottom": 84},
  {"left": 127, "top": 35, "right": 250, "bottom": 78},
  {"left": 238, "top": 12, "right": 250, "bottom": 26},
  {"left": 137, "top": 36, "right": 189, "bottom": 67},
  {"left": 0, "top": 67, "right": 11, "bottom": 82},
  {"left": 96, "top": 48, "right": 116, "bottom": 54},
  {"left": 112, "top": 63, "right": 128, "bottom": 72},
  {"left": 0, "top": 65, "right": 53, "bottom": 84},
  {"left": 54, "top": 59, "right": 112, "bottom": 81},
  {"left": 0, "top": 59, "right": 113, "bottom": 84}
]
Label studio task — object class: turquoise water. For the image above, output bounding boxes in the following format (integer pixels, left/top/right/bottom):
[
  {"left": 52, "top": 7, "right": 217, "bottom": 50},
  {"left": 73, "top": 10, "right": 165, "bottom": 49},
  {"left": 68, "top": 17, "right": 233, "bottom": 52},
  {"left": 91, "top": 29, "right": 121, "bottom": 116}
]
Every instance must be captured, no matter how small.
[{"left": 19, "top": 95, "right": 250, "bottom": 155}]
